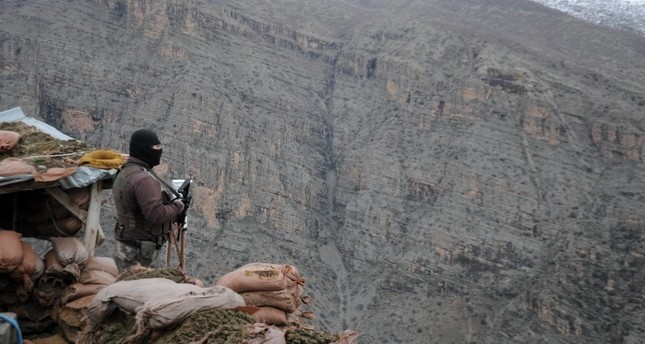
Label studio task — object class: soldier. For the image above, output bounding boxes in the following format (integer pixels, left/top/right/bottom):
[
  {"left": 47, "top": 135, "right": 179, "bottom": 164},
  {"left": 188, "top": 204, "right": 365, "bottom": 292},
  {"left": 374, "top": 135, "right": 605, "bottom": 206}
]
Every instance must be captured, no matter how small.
[{"left": 112, "top": 129, "right": 185, "bottom": 272}]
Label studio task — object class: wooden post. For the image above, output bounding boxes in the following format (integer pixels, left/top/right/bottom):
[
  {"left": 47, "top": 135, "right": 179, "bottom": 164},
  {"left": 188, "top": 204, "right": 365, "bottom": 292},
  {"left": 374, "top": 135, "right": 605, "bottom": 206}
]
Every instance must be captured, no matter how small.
[{"left": 83, "top": 181, "right": 103, "bottom": 255}]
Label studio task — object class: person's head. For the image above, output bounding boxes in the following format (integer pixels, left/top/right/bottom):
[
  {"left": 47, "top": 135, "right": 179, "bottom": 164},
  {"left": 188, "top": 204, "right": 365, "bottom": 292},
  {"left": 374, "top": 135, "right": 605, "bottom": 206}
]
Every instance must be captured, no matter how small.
[{"left": 129, "top": 129, "right": 162, "bottom": 167}]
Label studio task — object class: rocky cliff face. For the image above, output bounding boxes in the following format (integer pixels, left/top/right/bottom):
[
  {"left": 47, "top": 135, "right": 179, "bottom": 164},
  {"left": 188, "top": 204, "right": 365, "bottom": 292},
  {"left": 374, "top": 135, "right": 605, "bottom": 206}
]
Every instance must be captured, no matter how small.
[{"left": 1, "top": 0, "right": 643, "bottom": 343}]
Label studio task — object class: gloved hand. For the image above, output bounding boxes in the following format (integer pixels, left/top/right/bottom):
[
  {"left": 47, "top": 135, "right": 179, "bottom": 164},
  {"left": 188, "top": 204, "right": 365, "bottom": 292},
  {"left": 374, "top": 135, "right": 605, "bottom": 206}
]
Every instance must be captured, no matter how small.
[{"left": 173, "top": 198, "right": 185, "bottom": 212}]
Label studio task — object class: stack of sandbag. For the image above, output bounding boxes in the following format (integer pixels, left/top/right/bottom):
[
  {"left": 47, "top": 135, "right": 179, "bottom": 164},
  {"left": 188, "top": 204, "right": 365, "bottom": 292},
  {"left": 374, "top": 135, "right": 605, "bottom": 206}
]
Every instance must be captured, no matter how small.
[
  {"left": 33, "top": 237, "right": 90, "bottom": 307},
  {"left": 16, "top": 187, "right": 89, "bottom": 238},
  {"left": 215, "top": 262, "right": 313, "bottom": 328},
  {"left": 0, "top": 229, "right": 51, "bottom": 334},
  {"left": 0, "top": 230, "right": 45, "bottom": 302},
  {"left": 54, "top": 255, "right": 119, "bottom": 343},
  {"left": 84, "top": 277, "right": 245, "bottom": 342}
]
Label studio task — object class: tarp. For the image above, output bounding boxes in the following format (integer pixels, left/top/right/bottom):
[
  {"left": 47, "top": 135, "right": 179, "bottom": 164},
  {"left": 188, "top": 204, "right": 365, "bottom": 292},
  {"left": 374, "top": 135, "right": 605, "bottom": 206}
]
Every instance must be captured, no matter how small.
[{"left": 0, "top": 107, "right": 118, "bottom": 192}]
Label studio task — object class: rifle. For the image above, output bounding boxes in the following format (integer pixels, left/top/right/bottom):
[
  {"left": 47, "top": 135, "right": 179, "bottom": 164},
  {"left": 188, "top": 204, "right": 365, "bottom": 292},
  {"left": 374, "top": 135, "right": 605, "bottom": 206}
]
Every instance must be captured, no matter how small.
[
  {"left": 151, "top": 171, "right": 192, "bottom": 271},
  {"left": 175, "top": 179, "right": 191, "bottom": 271},
  {"left": 175, "top": 179, "right": 192, "bottom": 231}
]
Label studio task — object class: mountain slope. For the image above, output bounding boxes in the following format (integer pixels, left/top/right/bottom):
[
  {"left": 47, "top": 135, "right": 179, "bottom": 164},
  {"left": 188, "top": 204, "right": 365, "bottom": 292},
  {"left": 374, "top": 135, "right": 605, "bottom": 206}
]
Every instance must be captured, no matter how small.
[{"left": 0, "top": 0, "right": 643, "bottom": 343}]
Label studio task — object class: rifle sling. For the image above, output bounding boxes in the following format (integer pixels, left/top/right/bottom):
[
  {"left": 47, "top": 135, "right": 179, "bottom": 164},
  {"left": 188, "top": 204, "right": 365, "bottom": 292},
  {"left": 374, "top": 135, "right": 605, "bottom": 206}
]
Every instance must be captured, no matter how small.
[{"left": 148, "top": 169, "right": 182, "bottom": 199}]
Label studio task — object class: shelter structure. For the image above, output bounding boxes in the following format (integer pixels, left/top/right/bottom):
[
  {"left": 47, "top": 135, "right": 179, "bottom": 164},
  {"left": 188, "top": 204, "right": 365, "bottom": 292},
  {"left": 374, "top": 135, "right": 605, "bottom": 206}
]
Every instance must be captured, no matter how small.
[{"left": 0, "top": 107, "right": 120, "bottom": 255}]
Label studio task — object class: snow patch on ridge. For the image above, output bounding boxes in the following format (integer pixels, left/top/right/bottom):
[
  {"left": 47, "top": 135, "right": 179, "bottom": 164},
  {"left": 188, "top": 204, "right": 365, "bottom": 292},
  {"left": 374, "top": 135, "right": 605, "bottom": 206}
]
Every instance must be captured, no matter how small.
[{"left": 529, "top": 0, "right": 645, "bottom": 35}]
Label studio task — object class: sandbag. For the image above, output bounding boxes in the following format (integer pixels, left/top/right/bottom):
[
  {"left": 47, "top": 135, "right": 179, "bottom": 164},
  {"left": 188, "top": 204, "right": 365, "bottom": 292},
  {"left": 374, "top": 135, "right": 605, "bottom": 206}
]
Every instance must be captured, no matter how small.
[
  {"left": 249, "top": 262, "right": 304, "bottom": 282},
  {"left": 57, "top": 294, "right": 95, "bottom": 343},
  {"left": 252, "top": 306, "right": 288, "bottom": 326},
  {"left": 43, "top": 249, "right": 67, "bottom": 277},
  {"left": 35, "top": 217, "right": 83, "bottom": 236},
  {"left": 21, "top": 187, "right": 87, "bottom": 223},
  {"left": 88, "top": 277, "right": 245, "bottom": 334},
  {"left": 60, "top": 283, "right": 107, "bottom": 304},
  {"left": 85, "top": 256, "right": 119, "bottom": 277},
  {"left": 22, "top": 205, "right": 74, "bottom": 225},
  {"left": 193, "top": 323, "right": 287, "bottom": 344},
  {"left": 50, "top": 237, "right": 89, "bottom": 266},
  {"left": 0, "top": 275, "right": 20, "bottom": 305},
  {"left": 33, "top": 166, "right": 78, "bottom": 182},
  {"left": 286, "top": 308, "right": 316, "bottom": 328},
  {"left": 32, "top": 276, "right": 68, "bottom": 308},
  {"left": 332, "top": 330, "right": 360, "bottom": 344},
  {"left": 240, "top": 284, "right": 303, "bottom": 313},
  {"left": 246, "top": 324, "right": 287, "bottom": 344},
  {"left": 66, "top": 186, "right": 91, "bottom": 209},
  {"left": 9, "top": 242, "right": 45, "bottom": 297},
  {"left": 79, "top": 268, "right": 116, "bottom": 285},
  {"left": 139, "top": 285, "right": 245, "bottom": 330},
  {"left": 0, "top": 229, "right": 23, "bottom": 273},
  {"left": 42, "top": 248, "right": 82, "bottom": 284},
  {"left": 0, "top": 130, "right": 21, "bottom": 153},
  {"left": 0, "top": 157, "right": 33, "bottom": 177},
  {"left": 215, "top": 263, "right": 305, "bottom": 293},
  {"left": 87, "top": 278, "right": 205, "bottom": 322}
]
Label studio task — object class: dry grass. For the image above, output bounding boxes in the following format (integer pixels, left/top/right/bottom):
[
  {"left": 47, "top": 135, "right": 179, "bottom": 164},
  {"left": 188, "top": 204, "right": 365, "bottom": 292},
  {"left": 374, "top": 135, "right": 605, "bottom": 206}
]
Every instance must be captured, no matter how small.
[{"left": 0, "top": 122, "right": 92, "bottom": 168}]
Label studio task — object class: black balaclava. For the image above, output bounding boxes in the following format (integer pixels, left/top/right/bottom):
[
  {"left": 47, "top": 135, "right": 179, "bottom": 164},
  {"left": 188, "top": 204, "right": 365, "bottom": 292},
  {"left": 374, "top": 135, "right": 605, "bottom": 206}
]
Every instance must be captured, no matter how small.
[{"left": 129, "top": 129, "right": 162, "bottom": 167}]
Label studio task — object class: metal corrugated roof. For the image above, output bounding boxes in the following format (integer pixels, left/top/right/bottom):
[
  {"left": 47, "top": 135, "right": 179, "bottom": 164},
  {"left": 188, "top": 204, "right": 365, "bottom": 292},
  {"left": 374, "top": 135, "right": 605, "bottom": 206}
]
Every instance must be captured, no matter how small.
[{"left": 0, "top": 107, "right": 75, "bottom": 141}]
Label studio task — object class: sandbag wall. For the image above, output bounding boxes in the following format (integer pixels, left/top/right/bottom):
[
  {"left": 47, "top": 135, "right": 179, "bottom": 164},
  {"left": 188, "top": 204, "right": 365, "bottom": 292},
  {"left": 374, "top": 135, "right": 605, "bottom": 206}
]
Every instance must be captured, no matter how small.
[
  {"left": 215, "top": 262, "right": 315, "bottom": 328},
  {"left": 0, "top": 232, "right": 117, "bottom": 342},
  {"left": 0, "top": 186, "right": 90, "bottom": 238}
]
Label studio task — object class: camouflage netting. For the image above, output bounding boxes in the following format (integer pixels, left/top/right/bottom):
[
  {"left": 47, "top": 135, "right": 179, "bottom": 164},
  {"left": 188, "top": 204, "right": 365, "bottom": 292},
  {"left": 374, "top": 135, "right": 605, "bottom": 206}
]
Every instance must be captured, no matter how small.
[
  {"left": 147, "top": 308, "right": 256, "bottom": 343},
  {"left": 77, "top": 307, "right": 346, "bottom": 344},
  {"left": 115, "top": 266, "right": 189, "bottom": 283}
]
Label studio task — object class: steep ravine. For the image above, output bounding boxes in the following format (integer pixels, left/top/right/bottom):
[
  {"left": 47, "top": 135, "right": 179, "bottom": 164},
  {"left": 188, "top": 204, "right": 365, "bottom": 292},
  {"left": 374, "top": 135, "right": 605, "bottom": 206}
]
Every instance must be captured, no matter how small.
[{"left": 318, "top": 52, "right": 351, "bottom": 330}]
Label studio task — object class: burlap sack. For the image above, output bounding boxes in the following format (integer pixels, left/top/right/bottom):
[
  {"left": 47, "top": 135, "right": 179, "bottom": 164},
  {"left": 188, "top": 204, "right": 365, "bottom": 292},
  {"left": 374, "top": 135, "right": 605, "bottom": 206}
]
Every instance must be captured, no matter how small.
[
  {"left": 252, "top": 306, "right": 288, "bottom": 326},
  {"left": 240, "top": 284, "right": 303, "bottom": 313},
  {"left": 0, "top": 229, "right": 23, "bottom": 273},
  {"left": 246, "top": 324, "right": 287, "bottom": 344},
  {"left": 87, "top": 278, "right": 205, "bottom": 322},
  {"left": 22, "top": 204, "right": 73, "bottom": 224},
  {"left": 36, "top": 217, "right": 83, "bottom": 236},
  {"left": 33, "top": 166, "right": 78, "bottom": 182},
  {"left": 79, "top": 268, "right": 116, "bottom": 285},
  {"left": 41, "top": 247, "right": 82, "bottom": 283},
  {"left": 139, "top": 285, "right": 245, "bottom": 330},
  {"left": 85, "top": 256, "right": 119, "bottom": 277},
  {"left": 43, "top": 249, "right": 67, "bottom": 277},
  {"left": 60, "top": 283, "right": 107, "bottom": 304},
  {"left": 0, "top": 130, "right": 21, "bottom": 153},
  {"left": 50, "top": 237, "right": 89, "bottom": 266},
  {"left": 332, "top": 330, "right": 360, "bottom": 344},
  {"left": 0, "top": 157, "right": 33, "bottom": 177},
  {"left": 57, "top": 294, "right": 95, "bottom": 343},
  {"left": 215, "top": 263, "right": 305, "bottom": 293},
  {"left": 66, "top": 186, "right": 91, "bottom": 209},
  {"left": 193, "top": 323, "right": 287, "bottom": 344},
  {"left": 286, "top": 308, "right": 316, "bottom": 328},
  {"left": 20, "top": 188, "right": 86, "bottom": 226},
  {"left": 9, "top": 242, "right": 45, "bottom": 291},
  {"left": 88, "top": 278, "right": 245, "bottom": 333}
]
